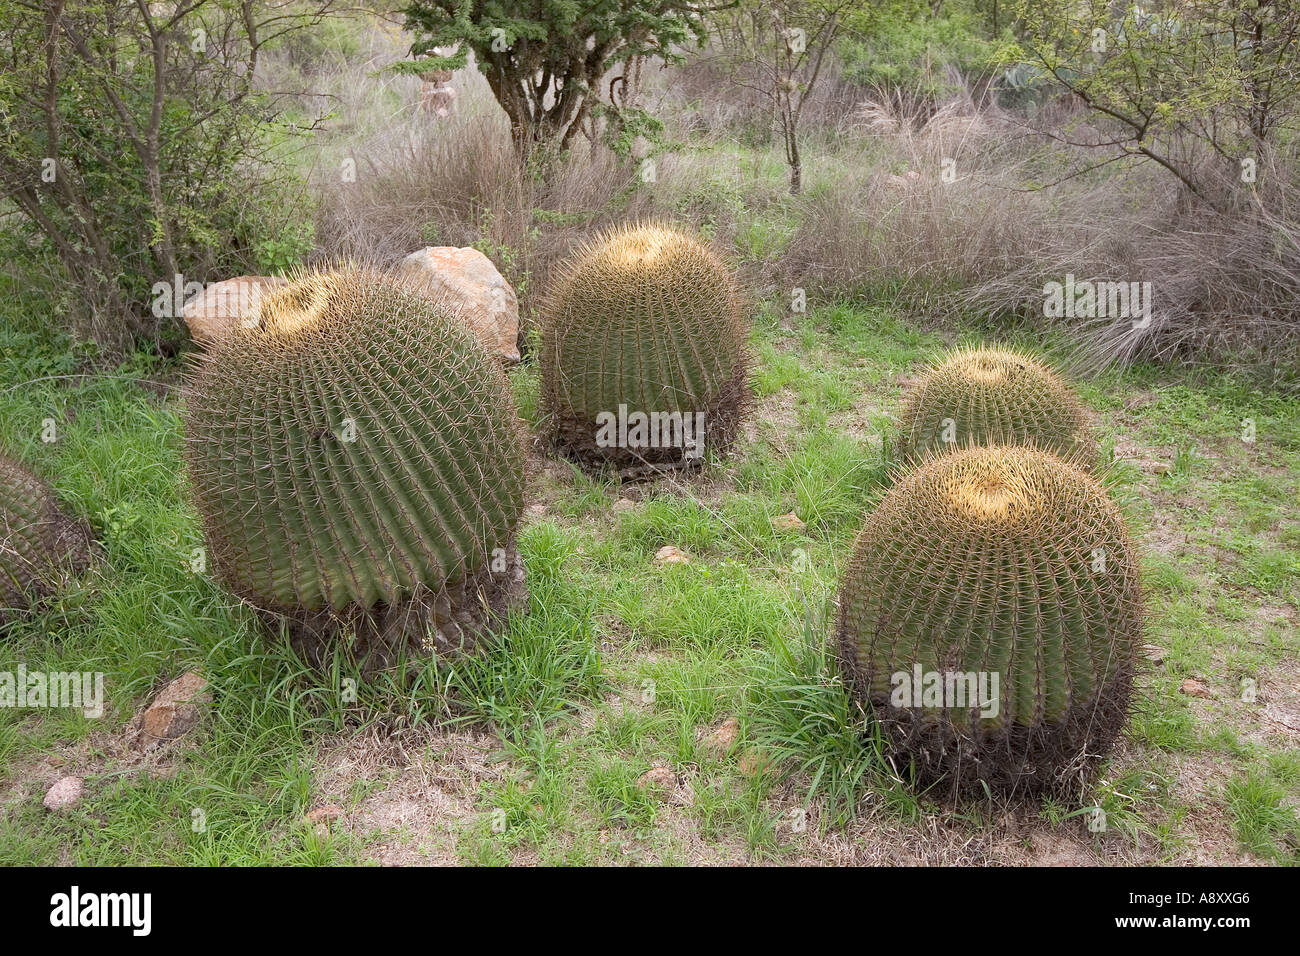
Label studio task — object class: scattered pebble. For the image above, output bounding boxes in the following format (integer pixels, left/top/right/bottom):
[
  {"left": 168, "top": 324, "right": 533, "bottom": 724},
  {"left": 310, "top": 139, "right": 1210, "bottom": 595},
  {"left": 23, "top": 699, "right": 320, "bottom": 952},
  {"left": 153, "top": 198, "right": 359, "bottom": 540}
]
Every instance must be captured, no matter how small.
[
  {"left": 738, "top": 749, "right": 771, "bottom": 777},
  {"left": 306, "top": 804, "right": 344, "bottom": 825},
  {"left": 636, "top": 767, "right": 677, "bottom": 793},
  {"left": 654, "top": 545, "right": 690, "bottom": 565},
  {"left": 701, "top": 717, "right": 740, "bottom": 757},
  {"left": 134, "top": 671, "right": 211, "bottom": 752},
  {"left": 43, "top": 776, "right": 84, "bottom": 812},
  {"left": 772, "top": 511, "right": 805, "bottom": 532}
]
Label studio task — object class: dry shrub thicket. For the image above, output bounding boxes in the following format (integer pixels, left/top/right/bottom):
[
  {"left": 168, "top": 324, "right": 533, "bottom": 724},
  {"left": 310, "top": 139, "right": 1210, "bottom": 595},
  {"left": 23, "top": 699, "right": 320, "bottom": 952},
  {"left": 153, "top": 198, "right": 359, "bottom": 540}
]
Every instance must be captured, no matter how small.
[{"left": 288, "top": 23, "right": 1299, "bottom": 383}]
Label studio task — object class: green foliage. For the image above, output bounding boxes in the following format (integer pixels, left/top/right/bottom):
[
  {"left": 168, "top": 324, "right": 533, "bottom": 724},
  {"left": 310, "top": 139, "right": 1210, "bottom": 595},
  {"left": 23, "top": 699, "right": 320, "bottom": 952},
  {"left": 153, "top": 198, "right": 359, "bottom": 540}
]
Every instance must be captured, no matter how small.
[
  {"left": 1226, "top": 770, "right": 1300, "bottom": 863},
  {"left": 838, "top": 444, "right": 1143, "bottom": 795},
  {"left": 0, "top": 1, "right": 322, "bottom": 348},
  {"left": 400, "top": 0, "right": 709, "bottom": 158},
  {"left": 1013, "top": 0, "right": 1300, "bottom": 195},
  {"left": 746, "top": 602, "right": 895, "bottom": 829},
  {"left": 253, "top": 220, "right": 316, "bottom": 276},
  {"left": 184, "top": 267, "right": 525, "bottom": 612},
  {"left": 839, "top": 1, "right": 1010, "bottom": 100}
]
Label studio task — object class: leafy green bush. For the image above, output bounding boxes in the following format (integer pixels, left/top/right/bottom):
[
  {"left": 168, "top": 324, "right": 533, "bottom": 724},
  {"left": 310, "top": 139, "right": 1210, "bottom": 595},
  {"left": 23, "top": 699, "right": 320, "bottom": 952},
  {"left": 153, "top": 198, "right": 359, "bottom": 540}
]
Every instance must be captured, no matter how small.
[
  {"left": 0, "top": 1, "right": 326, "bottom": 350},
  {"left": 838, "top": 3, "right": 1007, "bottom": 104}
]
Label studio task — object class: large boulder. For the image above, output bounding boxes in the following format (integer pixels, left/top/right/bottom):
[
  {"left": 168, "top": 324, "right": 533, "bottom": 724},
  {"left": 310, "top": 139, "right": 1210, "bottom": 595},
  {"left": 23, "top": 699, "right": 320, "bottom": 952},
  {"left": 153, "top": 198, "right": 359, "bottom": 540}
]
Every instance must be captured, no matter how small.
[
  {"left": 182, "top": 275, "right": 287, "bottom": 346},
  {"left": 397, "top": 247, "right": 521, "bottom": 362}
]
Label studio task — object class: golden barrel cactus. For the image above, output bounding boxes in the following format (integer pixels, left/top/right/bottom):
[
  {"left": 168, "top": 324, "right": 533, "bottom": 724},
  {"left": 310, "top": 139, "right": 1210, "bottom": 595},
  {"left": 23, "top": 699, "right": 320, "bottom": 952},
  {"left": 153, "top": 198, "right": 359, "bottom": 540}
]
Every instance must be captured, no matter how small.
[
  {"left": 183, "top": 266, "right": 527, "bottom": 667},
  {"left": 895, "top": 346, "right": 1096, "bottom": 467},
  {"left": 837, "top": 444, "right": 1142, "bottom": 795},
  {"left": 540, "top": 223, "right": 750, "bottom": 473},
  {"left": 1, "top": 455, "right": 92, "bottom": 624}
]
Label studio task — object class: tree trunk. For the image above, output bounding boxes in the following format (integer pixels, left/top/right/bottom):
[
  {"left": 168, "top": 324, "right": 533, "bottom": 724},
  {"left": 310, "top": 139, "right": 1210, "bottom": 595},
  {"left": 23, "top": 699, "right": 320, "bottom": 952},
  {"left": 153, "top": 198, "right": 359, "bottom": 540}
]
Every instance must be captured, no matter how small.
[{"left": 785, "top": 116, "right": 801, "bottom": 195}]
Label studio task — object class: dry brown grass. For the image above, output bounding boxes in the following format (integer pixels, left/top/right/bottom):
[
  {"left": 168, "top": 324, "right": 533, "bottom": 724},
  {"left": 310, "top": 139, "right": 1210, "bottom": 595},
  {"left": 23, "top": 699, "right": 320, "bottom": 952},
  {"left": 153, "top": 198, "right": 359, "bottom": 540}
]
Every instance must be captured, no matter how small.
[{"left": 287, "top": 18, "right": 1299, "bottom": 382}]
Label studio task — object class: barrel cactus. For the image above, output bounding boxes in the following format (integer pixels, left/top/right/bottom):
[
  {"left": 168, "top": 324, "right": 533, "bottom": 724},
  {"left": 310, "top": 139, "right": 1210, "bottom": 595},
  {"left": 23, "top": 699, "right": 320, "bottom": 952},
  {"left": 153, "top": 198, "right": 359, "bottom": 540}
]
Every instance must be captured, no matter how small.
[
  {"left": 540, "top": 223, "right": 750, "bottom": 473},
  {"left": 1, "top": 455, "right": 92, "bottom": 624},
  {"left": 184, "top": 266, "right": 527, "bottom": 667},
  {"left": 837, "top": 444, "right": 1142, "bottom": 796},
  {"left": 894, "top": 346, "right": 1096, "bottom": 467}
]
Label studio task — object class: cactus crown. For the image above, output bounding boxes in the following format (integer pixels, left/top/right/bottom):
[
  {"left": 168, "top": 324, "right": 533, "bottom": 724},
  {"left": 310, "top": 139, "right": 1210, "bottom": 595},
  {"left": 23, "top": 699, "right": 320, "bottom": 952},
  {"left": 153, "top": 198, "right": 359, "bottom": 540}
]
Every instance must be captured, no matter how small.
[
  {"left": 1, "top": 455, "right": 91, "bottom": 622},
  {"left": 838, "top": 444, "right": 1142, "bottom": 794},
  {"left": 895, "top": 345, "right": 1096, "bottom": 467},
  {"left": 184, "top": 266, "right": 524, "bottom": 614},
  {"left": 541, "top": 221, "right": 749, "bottom": 469}
]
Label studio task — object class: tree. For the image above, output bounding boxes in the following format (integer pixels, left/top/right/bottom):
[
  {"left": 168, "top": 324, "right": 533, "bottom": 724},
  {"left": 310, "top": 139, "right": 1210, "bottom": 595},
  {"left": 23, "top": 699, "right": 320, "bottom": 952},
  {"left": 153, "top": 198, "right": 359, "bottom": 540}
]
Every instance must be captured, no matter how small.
[
  {"left": 1013, "top": 0, "right": 1300, "bottom": 204},
  {"left": 0, "top": 1, "right": 331, "bottom": 350},
  {"left": 712, "top": 0, "right": 882, "bottom": 195},
  {"left": 400, "top": 1, "right": 720, "bottom": 165}
]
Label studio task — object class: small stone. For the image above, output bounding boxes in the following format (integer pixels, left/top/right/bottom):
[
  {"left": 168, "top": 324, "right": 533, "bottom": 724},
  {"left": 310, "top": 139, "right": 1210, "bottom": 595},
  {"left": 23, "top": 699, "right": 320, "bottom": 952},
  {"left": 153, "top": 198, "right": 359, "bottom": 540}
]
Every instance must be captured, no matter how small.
[
  {"left": 701, "top": 717, "right": 740, "bottom": 757},
  {"left": 1143, "top": 644, "right": 1166, "bottom": 665},
  {"left": 654, "top": 545, "right": 690, "bottom": 565},
  {"left": 772, "top": 511, "right": 805, "bottom": 532},
  {"left": 636, "top": 767, "right": 676, "bottom": 792},
  {"left": 738, "top": 749, "right": 771, "bottom": 777},
  {"left": 1180, "top": 677, "right": 1213, "bottom": 698},
  {"left": 43, "top": 776, "right": 84, "bottom": 812},
  {"left": 135, "top": 671, "right": 211, "bottom": 751},
  {"left": 306, "top": 804, "right": 343, "bottom": 825}
]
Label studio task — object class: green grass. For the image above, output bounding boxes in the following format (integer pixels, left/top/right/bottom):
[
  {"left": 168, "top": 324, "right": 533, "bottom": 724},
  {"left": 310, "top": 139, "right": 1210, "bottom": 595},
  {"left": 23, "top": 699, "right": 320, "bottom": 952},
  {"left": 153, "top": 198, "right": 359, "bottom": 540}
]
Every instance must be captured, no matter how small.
[{"left": 2, "top": 270, "right": 1299, "bottom": 865}]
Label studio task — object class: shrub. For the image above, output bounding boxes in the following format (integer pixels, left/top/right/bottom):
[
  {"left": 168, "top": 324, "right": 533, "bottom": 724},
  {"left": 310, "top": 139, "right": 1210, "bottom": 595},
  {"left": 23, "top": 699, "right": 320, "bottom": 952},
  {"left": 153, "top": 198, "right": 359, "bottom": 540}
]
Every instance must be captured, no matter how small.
[{"left": 0, "top": 1, "right": 324, "bottom": 350}]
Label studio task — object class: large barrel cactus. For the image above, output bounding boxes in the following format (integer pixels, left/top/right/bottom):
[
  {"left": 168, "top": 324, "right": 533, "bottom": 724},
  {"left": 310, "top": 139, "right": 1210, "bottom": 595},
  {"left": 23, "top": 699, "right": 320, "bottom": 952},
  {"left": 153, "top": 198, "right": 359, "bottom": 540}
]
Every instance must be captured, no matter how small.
[
  {"left": 895, "top": 346, "right": 1095, "bottom": 467},
  {"left": 837, "top": 445, "right": 1142, "bottom": 796},
  {"left": 184, "top": 266, "right": 526, "bottom": 666},
  {"left": 540, "top": 223, "right": 750, "bottom": 473},
  {"left": 1, "top": 455, "right": 92, "bottom": 624}
]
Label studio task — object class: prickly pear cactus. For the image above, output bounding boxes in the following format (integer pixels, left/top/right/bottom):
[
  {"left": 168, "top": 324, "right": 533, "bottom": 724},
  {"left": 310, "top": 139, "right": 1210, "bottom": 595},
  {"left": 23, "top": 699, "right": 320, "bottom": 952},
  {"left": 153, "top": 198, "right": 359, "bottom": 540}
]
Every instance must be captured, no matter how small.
[
  {"left": 540, "top": 223, "right": 749, "bottom": 473},
  {"left": 895, "top": 346, "right": 1096, "bottom": 467},
  {"left": 183, "top": 266, "right": 526, "bottom": 663},
  {"left": 837, "top": 444, "right": 1142, "bottom": 795},
  {"left": 1, "top": 455, "right": 92, "bottom": 623}
]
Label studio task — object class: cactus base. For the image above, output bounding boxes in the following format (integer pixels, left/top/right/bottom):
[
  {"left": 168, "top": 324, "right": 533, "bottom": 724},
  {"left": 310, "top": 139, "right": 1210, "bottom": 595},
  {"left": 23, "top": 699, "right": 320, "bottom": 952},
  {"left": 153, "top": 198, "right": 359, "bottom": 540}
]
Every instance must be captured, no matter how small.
[
  {"left": 271, "top": 541, "right": 528, "bottom": 675},
  {"left": 547, "top": 361, "right": 749, "bottom": 476},
  {"left": 838, "top": 635, "right": 1132, "bottom": 799}
]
